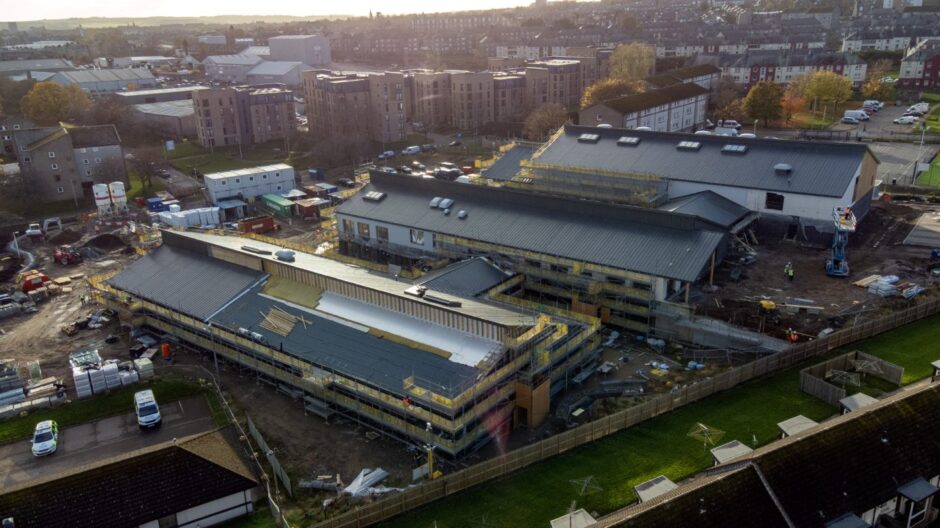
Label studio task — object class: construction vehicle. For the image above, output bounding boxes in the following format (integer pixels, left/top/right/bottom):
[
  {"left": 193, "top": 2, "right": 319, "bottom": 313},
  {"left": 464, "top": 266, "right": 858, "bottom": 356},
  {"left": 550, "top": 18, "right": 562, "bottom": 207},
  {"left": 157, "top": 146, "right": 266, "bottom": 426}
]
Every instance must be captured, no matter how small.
[
  {"left": 826, "top": 207, "right": 856, "bottom": 278},
  {"left": 53, "top": 245, "right": 82, "bottom": 265},
  {"left": 20, "top": 270, "right": 51, "bottom": 293},
  {"left": 24, "top": 223, "right": 44, "bottom": 242}
]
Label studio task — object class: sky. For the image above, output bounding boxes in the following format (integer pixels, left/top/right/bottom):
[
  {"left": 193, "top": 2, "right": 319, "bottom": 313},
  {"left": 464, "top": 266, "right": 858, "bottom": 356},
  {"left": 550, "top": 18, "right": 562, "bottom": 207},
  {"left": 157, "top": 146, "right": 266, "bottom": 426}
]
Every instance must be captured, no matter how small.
[{"left": 5, "top": 0, "right": 535, "bottom": 22}]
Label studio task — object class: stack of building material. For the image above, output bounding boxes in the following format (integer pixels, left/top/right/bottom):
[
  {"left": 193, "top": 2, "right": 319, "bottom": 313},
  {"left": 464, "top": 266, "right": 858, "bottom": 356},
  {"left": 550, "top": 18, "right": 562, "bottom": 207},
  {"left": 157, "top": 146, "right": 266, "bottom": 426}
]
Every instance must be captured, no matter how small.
[
  {"left": 87, "top": 367, "right": 107, "bottom": 394},
  {"left": 102, "top": 362, "right": 122, "bottom": 389},
  {"left": 868, "top": 277, "right": 898, "bottom": 297},
  {"left": 0, "top": 387, "right": 26, "bottom": 407},
  {"left": 68, "top": 349, "right": 102, "bottom": 369},
  {"left": 120, "top": 369, "right": 140, "bottom": 386},
  {"left": 259, "top": 306, "right": 298, "bottom": 336},
  {"left": 157, "top": 207, "right": 221, "bottom": 228},
  {"left": 72, "top": 368, "right": 94, "bottom": 398},
  {"left": 0, "top": 359, "right": 21, "bottom": 393},
  {"left": 134, "top": 358, "right": 155, "bottom": 379}
]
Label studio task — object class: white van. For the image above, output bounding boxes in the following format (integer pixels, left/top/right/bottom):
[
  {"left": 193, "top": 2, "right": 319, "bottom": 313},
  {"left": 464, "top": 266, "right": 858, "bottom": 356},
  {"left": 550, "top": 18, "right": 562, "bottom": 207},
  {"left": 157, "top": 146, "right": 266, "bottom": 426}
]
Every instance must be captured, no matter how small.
[
  {"left": 843, "top": 110, "right": 869, "bottom": 121},
  {"left": 401, "top": 145, "right": 421, "bottom": 155},
  {"left": 134, "top": 390, "right": 162, "bottom": 428}
]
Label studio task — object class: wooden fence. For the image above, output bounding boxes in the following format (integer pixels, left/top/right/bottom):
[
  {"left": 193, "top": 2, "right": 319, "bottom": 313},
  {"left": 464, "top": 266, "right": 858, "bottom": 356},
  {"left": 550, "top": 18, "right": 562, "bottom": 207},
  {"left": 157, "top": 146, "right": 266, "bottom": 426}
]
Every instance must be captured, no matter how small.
[
  {"left": 799, "top": 350, "right": 905, "bottom": 406},
  {"left": 308, "top": 298, "right": 940, "bottom": 528}
]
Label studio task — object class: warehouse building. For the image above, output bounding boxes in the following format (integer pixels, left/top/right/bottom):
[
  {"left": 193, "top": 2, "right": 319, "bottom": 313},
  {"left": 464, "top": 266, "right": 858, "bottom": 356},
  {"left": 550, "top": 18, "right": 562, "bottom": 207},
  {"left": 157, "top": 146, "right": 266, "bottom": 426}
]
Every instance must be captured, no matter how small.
[
  {"left": 337, "top": 171, "right": 740, "bottom": 332},
  {"left": 114, "top": 85, "right": 209, "bottom": 105},
  {"left": 268, "top": 35, "right": 331, "bottom": 66},
  {"left": 131, "top": 100, "right": 196, "bottom": 139},
  {"left": 503, "top": 125, "right": 878, "bottom": 238},
  {"left": 46, "top": 68, "right": 157, "bottom": 94},
  {"left": 245, "top": 61, "right": 305, "bottom": 87},
  {"left": 202, "top": 54, "right": 263, "bottom": 84},
  {"left": 96, "top": 230, "right": 599, "bottom": 457}
]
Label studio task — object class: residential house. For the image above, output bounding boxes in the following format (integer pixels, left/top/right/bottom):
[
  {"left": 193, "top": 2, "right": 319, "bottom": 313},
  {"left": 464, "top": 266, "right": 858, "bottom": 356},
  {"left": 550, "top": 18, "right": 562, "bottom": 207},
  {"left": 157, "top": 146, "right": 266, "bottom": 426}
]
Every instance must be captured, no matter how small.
[{"left": 579, "top": 83, "right": 710, "bottom": 132}]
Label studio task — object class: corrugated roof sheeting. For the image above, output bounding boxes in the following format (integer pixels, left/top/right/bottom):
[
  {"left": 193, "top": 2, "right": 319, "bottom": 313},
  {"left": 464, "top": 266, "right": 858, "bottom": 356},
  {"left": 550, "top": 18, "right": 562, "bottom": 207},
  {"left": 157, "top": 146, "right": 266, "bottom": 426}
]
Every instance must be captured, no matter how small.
[
  {"left": 658, "top": 191, "right": 750, "bottom": 228},
  {"left": 339, "top": 172, "right": 725, "bottom": 282},
  {"left": 420, "top": 258, "right": 512, "bottom": 298},
  {"left": 533, "top": 125, "right": 871, "bottom": 198},
  {"left": 483, "top": 145, "right": 536, "bottom": 181},
  {"left": 108, "top": 245, "right": 264, "bottom": 321}
]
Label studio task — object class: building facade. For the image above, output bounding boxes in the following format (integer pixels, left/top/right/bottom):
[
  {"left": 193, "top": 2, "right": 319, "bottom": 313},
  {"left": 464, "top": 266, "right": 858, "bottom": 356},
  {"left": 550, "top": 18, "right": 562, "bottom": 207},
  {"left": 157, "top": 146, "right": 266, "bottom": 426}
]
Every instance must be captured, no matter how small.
[
  {"left": 202, "top": 55, "right": 263, "bottom": 84},
  {"left": 899, "top": 40, "right": 940, "bottom": 89},
  {"left": 268, "top": 35, "right": 331, "bottom": 66},
  {"left": 580, "top": 83, "right": 710, "bottom": 132},
  {"left": 716, "top": 51, "right": 868, "bottom": 87},
  {"left": 494, "top": 75, "right": 527, "bottom": 123},
  {"left": 368, "top": 72, "right": 410, "bottom": 144},
  {"left": 450, "top": 71, "right": 494, "bottom": 131},
  {"left": 193, "top": 85, "right": 293, "bottom": 148},
  {"left": 303, "top": 72, "right": 373, "bottom": 139},
  {"left": 411, "top": 71, "right": 453, "bottom": 130},
  {"left": 525, "top": 59, "right": 584, "bottom": 109},
  {"left": 204, "top": 164, "right": 295, "bottom": 204}
]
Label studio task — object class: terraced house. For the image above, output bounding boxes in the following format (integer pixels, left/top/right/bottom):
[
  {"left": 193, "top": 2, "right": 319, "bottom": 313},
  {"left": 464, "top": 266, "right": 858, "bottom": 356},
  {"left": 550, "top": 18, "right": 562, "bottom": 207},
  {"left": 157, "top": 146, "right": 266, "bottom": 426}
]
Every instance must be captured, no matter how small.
[{"left": 94, "top": 230, "right": 599, "bottom": 457}]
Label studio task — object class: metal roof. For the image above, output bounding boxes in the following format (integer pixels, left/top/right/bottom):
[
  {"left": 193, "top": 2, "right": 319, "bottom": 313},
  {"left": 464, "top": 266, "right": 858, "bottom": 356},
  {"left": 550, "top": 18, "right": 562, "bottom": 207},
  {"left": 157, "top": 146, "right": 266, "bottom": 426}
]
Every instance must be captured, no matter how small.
[
  {"left": 209, "top": 284, "right": 479, "bottom": 395},
  {"left": 203, "top": 163, "right": 293, "bottom": 181},
  {"left": 240, "top": 45, "right": 271, "bottom": 57},
  {"left": 658, "top": 191, "right": 750, "bottom": 228},
  {"left": 132, "top": 100, "right": 195, "bottom": 118},
  {"left": 247, "top": 61, "right": 303, "bottom": 76},
  {"left": 55, "top": 68, "right": 155, "bottom": 83},
  {"left": 338, "top": 172, "right": 726, "bottom": 282},
  {"left": 483, "top": 144, "right": 535, "bottom": 181},
  {"left": 108, "top": 245, "right": 265, "bottom": 321},
  {"left": 898, "top": 478, "right": 939, "bottom": 502},
  {"left": 420, "top": 258, "right": 512, "bottom": 298},
  {"left": 68, "top": 125, "right": 121, "bottom": 148},
  {"left": 115, "top": 86, "right": 210, "bottom": 98},
  {"left": 203, "top": 54, "right": 263, "bottom": 66},
  {"left": 0, "top": 58, "right": 73, "bottom": 73},
  {"left": 588, "top": 83, "right": 709, "bottom": 115},
  {"left": 533, "top": 125, "right": 875, "bottom": 198}
]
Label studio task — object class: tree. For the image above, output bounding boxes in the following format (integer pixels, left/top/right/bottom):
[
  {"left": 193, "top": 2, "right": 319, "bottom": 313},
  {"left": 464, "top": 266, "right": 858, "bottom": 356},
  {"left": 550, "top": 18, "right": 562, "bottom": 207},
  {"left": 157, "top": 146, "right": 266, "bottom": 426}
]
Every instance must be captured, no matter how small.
[
  {"left": 0, "top": 76, "right": 35, "bottom": 116},
  {"left": 781, "top": 94, "right": 804, "bottom": 124},
  {"left": 20, "top": 82, "right": 91, "bottom": 125},
  {"left": 861, "top": 79, "right": 894, "bottom": 102},
  {"left": 524, "top": 103, "right": 568, "bottom": 141},
  {"left": 717, "top": 99, "right": 746, "bottom": 124},
  {"left": 126, "top": 146, "right": 163, "bottom": 190},
  {"left": 580, "top": 78, "right": 645, "bottom": 109},
  {"left": 743, "top": 81, "right": 784, "bottom": 127},
  {"left": 713, "top": 77, "right": 744, "bottom": 110},
  {"left": 608, "top": 43, "right": 655, "bottom": 82},
  {"left": 805, "top": 71, "right": 853, "bottom": 116},
  {"left": 785, "top": 73, "right": 813, "bottom": 102}
]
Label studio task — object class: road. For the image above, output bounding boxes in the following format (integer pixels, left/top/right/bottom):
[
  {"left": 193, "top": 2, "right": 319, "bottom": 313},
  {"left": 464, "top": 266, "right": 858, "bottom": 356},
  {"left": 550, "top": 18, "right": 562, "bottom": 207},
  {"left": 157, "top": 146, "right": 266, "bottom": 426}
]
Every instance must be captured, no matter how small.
[
  {"left": 0, "top": 395, "right": 215, "bottom": 488},
  {"left": 868, "top": 141, "right": 932, "bottom": 186}
]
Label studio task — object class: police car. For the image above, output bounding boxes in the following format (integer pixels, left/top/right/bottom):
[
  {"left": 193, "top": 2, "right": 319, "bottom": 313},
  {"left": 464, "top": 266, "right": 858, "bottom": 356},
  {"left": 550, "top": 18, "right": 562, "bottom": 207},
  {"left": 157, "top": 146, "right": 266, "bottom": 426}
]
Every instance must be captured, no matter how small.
[{"left": 31, "top": 420, "right": 59, "bottom": 456}]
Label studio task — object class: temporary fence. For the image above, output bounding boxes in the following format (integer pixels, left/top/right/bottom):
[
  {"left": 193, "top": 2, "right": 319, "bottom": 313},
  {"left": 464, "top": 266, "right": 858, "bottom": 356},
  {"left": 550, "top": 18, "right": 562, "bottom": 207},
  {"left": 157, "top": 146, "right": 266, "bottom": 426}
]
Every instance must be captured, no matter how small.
[
  {"left": 247, "top": 415, "right": 294, "bottom": 498},
  {"left": 799, "top": 350, "right": 904, "bottom": 406},
  {"left": 155, "top": 364, "right": 293, "bottom": 528},
  {"left": 309, "top": 297, "right": 940, "bottom": 528}
]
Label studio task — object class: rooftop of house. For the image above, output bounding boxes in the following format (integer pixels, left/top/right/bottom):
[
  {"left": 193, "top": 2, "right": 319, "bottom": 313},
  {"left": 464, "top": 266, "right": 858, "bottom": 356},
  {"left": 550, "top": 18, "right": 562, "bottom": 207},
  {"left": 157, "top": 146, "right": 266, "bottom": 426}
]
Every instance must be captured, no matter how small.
[
  {"left": 584, "top": 83, "right": 709, "bottom": 115},
  {"left": 645, "top": 64, "right": 722, "bottom": 87},
  {"left": 529, "top": 125, "right": 876, "bottom": 198},
  {"left": 67, "top": 125, "right": 122, "bottom": 148},
  {"left": 0, "top": 428, "right": 257, "bottom": 528}
]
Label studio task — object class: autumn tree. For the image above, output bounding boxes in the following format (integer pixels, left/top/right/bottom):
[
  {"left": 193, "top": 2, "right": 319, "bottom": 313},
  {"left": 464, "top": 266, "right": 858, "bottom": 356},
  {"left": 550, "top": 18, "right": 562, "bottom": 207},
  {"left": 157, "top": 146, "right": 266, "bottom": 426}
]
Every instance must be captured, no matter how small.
[
  {"left": 717, "top": 99, "right": 746, "bottom": 124},
  {"left": 781, "top": 94, "right": 804, "bottom": 124},
  {"left": 785, "top": 73, "right": 813, "bottom": 102},
  {"left": 608, "top": 43, "right": 656, "bottom": 82},
  {"left": 20, "top": 82, "right": 91, "bottom": 125},
  {"left": 580, "top": 78, "right": 645, "bottom": 109},
  {"left": 743, "top": 81, "right": 784, "bottom": 127},
  {"left": 861, "top": 79, "right": 894, "bottom": 102},
  {"left": 804, "top": 71, "right": 853, "bottom": 116},
  {"left": 713, "top": 77, "right": 744, "bottom": 110},
  {"left": 0, "top": 76, "right": 35, "bottom": 116},
  {"left": 126, "top": 146, "right": 164, "bottom": 190},
  {"left": 524, "top": 103, "right": 569, "bottom": 141}
]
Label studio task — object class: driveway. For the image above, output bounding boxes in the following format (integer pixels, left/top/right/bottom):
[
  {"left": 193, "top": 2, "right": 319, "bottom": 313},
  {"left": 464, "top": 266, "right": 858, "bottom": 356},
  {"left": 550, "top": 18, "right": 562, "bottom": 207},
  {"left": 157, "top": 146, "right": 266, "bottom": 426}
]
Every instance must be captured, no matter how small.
[{"left": 0, "top": 395, "right": 215, "bottom": 488}]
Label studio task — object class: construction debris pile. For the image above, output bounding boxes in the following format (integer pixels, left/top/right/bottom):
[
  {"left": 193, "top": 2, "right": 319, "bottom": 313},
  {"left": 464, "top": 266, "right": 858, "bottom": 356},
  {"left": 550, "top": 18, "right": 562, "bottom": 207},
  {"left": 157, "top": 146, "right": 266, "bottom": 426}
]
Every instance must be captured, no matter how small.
[
  {"left": 0, "top": 359, "right": 67, "bottom": 418},
  {"left": 855, "top": 274, "right": 925, "bottom": 299}
]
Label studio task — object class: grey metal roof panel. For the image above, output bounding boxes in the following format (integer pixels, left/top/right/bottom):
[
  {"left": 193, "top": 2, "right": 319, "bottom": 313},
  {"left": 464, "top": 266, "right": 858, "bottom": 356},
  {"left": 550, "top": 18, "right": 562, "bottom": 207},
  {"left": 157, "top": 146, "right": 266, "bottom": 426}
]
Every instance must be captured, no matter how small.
[
  {"left": 420, "top": 258, "right": 512, "bottom": 298},
  {"left": 208, "top": 285, "right": 478, "bottom": 395},
  {"left": 132, "top": 100, "right": 195, "bottom": 118},
  {"left": 533, "top": 126, "right": 872, "bottom": 198},
  {"left": 108, "top": 246, "right": 264, "bottom": 321},
  {"left": 338, "top": 172, "right": 725, "bottom": 282},
  {"left": 482, "top": 145, "right": 535, "bottom": 181},
  {"left": 658, "top": 191, "right": 750, "bottom": 228},
  {"left": 247, "top": 61, "right": 302, "bottom": 76}
]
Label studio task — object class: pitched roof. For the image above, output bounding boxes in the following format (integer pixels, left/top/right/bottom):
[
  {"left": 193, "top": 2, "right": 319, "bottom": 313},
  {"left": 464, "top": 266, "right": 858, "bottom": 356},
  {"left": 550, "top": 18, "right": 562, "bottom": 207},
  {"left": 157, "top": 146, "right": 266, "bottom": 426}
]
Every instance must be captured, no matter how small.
[
  {"left": 645, "top": 64, "right": 722, "bottom": 88},
  {"left": 532, "top": 125, "right": 875, "bottom": 198},
  {"left": 68, "top": 125, "right": 121, "bottom": 148},
  {"left": 247, "top": 60, "right": 303, "bottom": 76},
  {"left": 587, "top": 83, "right": 709, "bottom": 115},
  {"left": 132, "top": 100, "right": 196, "bottom": 118},
  {"left": 108, "top": 244, "right": 265, "bottom": 321},
  {"left": 204, "top": 54, "right": 263, "bottom": 66},
  {"left": 420, "top": 258, "right": 512, "bottom": 298},
  {"left": 0, "top": 58, "right": 73, "bottom": 73},
  {"left": 337, "top": 171, "right": 726, "bottom": 282},
  {"left": 0, "top": 428, "right": 257, "bottom": 528},
  {"left": 658, "top": 191, "right": 751, "bottom": 229},
  {"left": 599, "top": 383, "right": 940, "bottom": 528},
  {"left": 482, "top": 144, "right": 536, "bottom": 181}
]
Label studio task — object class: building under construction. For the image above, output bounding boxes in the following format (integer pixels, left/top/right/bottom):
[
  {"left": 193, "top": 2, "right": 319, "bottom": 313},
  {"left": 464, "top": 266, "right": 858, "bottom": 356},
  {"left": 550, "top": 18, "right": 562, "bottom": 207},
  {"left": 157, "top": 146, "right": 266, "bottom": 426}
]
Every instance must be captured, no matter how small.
[
  {"left": 337, "top": 171, "right": 752, "bottom": 333},
  {"left": 92, "top": 230, "right": 599, "bottom": 457}
]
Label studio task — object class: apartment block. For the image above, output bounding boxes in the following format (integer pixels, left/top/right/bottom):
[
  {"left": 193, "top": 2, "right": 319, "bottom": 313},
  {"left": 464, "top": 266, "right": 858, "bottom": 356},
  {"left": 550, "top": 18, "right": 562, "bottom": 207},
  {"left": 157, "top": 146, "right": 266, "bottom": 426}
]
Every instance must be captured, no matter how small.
[
  {"left": 193, "top": 85, "right": 293, "bottom": 148},
  {"left": 450, "top": 71, "right": 494, "bottom": 131},
  {"left": 268, "top": 35, "right": 331, "bottom": 66},
  {"left": 368, "top": 72, "right": 411, "bottom": 144},
  {"left": 493, "top": 74, "right": 527, "bottom": 123},
  {"left": 303, "top": 72, "right": 372, "bottom": 139},
  {"left": 411, "top": 71, "right": 453, "bottom": 130},
  {"left": 525, "top": 59, "right": 583, "bottom": 109}
]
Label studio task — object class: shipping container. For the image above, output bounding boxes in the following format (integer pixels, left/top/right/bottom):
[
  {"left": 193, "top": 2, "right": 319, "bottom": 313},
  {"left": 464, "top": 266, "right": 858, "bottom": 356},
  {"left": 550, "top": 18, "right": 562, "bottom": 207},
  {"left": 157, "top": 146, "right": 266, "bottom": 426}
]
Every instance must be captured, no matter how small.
[{"left": 237, "top": 216, "right": 278, "bottom": 234}]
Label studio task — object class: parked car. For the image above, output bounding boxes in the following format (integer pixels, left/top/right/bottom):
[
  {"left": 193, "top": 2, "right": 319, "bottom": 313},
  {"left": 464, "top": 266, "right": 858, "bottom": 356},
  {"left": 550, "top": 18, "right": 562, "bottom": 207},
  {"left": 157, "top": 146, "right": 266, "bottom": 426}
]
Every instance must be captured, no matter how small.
[
  {"left": 420, "top": 144, "right": 436, "bottom": 152},
  {"left": 694, "top": 130, "right": 712, "bottom": 135},
  {"left": 401, "top": 145, "right": 421, "bottom": 155},
  {"left": 718, "top": 119, "right": 743, "bottom": 129},
  {"left": 704, "top": 119, "right": 716, "bottom": 129},
  {"left": 842, "top": 116, "right": 860, "bottom": 124},
  {"left": 863, "top": 100, "right": 884, "bottom": 110},
  {"left": 411, "top": 161, "right": 426, "bottom": 170},
  {"left": 448, "top": 140, "right": 462, "bottom": 147},
  {"left": 738, "top": 133, "right": 757, "bottom": 138},
  {"left": 379, "top": 166, "right": 397, "bottom": 174},
  {"left": 377, "top": 150, "right": 396, "bottom": 160},
  {"left": 134, "top": 390, "right": 162, "bottom": 429},
  {"left": 31, "top": 420, "right": 58, "bottom": 456},
  {"left": 843, "top": 110, "right": 869, "bottom": 121},
  {"left": 894, "top": 116, "right": 918, "bottom": 125},
  {"left": 398, "top": 165, "right": 413, "bottom": 174},
  {"left": 903, "top": 111, "right": 925, "bottom": 118}
]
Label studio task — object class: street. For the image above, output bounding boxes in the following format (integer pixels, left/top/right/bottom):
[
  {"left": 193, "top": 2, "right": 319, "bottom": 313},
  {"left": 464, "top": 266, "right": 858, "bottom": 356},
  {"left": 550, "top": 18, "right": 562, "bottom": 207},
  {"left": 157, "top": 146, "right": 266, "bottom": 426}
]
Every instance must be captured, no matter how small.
[{"left": 0, "top": 395, "right": 215, "bottom": 489}]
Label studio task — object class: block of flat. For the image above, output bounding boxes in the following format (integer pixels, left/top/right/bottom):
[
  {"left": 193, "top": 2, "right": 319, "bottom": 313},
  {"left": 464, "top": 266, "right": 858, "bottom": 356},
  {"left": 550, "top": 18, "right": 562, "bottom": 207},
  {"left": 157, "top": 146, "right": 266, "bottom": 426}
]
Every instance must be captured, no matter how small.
[
  {"left": 839, "top": 392, "right": 878, "bottom": 413},
  {"left": 710, "top": 439, "right": 754, "bottom": 465},
  {"left": 777, "top": 415, "right": 819, "bottom": 437},
  {"left": 635, "top": 475, "right": 678, "bottom": 503}
]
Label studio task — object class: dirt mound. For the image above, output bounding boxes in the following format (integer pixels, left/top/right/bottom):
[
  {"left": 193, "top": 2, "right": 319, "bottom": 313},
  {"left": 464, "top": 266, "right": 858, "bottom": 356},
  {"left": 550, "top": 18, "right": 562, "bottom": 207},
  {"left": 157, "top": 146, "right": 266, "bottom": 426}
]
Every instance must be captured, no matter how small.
[
  {"left": 84, "top": 234, "right": 126, "bottom": 251},
  {"left": 49, "top": 228, "right": 83, "bottom": 245},
  {"left": 0, "top": 254, "right": 22, "bottom": 284}
]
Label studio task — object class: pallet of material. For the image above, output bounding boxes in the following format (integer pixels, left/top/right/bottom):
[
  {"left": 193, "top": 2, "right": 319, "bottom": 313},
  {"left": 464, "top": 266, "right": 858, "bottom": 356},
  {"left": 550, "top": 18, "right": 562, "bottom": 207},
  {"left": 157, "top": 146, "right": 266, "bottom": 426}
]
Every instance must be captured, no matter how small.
[
  {"left": 854, "top": 275, "right": 881, "bottom": 288},
  {"left": 69, "top": 273, "right": 85, "bottom": 280},
  {"left": 259, "top": 306, "right": 303, "bottom": 336},
  {"left": 52, "top": 277, "right": 72, "bottom": 286}
]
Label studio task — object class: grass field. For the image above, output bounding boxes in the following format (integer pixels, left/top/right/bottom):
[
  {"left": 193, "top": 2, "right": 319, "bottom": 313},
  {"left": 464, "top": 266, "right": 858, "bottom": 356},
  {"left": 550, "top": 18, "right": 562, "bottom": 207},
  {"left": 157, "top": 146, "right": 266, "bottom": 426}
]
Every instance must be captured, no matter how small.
[
  {"left": 914, "top": 155, "right": 940, "bottom": 187},
  {"left": 378, "top": 314, "right": 940, "bottom": 528},
  {"left": 167, "top": 141, "right": 292, "bottom": 175},
  {"left": 221, "top": 507, "right": 277, "bottom": 528},
  {"left": 0, "top": 379, "right": 223, "bottom": 445}
]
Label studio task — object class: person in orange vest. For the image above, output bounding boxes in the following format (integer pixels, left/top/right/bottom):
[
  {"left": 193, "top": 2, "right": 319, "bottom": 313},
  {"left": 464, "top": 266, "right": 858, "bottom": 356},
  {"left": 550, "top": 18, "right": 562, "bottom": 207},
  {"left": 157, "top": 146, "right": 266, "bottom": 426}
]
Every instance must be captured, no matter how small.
[{"left": 786, "top": 328, "right": 799, "bottom": 343}]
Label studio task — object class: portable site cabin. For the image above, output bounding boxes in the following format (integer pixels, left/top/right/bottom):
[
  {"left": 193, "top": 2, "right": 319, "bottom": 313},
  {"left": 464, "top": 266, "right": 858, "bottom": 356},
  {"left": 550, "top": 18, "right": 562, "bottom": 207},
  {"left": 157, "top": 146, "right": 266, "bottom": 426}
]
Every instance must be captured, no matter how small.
[{"left": 261, "top": 194, "right": 295, "bottom": 217}]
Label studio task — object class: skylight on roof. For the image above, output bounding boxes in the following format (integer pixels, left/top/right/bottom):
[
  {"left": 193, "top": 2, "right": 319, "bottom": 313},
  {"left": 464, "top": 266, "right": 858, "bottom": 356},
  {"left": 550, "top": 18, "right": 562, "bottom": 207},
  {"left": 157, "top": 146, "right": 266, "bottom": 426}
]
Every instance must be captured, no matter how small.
[
  {"left": 577, "top": 133, "right": 601, "bottom": 144},
  {"left": 677, "top": 141, "right": 702, "bottom": 151},
  {"left": 617, "top": 136, "right": 641, "bottom": 146},
  {"left": 722, "top": 144, "right": 748, "bottom": 154}
]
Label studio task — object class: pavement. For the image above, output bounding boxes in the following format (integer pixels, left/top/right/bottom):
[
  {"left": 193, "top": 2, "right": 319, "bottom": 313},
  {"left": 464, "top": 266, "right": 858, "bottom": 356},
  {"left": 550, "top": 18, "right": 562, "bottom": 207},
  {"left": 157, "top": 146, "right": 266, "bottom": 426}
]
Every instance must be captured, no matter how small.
[{"left": 0, "top": 395, "right": 215, "bottom": 489}]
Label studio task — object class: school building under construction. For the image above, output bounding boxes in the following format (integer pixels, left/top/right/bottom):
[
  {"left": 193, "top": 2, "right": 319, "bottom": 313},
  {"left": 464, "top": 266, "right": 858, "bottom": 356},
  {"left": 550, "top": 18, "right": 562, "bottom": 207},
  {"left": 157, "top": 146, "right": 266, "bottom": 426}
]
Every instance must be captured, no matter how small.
[{"left": 91, "top": 230, "right": 600, "bottom": 457}]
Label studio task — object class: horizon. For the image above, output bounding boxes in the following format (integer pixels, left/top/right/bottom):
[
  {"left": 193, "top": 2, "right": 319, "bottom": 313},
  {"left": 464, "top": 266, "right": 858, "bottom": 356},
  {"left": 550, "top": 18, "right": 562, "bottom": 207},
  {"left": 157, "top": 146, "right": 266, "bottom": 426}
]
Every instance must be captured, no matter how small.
[{"left": 2, "top": 0, "right": 537, "bottom": 24}]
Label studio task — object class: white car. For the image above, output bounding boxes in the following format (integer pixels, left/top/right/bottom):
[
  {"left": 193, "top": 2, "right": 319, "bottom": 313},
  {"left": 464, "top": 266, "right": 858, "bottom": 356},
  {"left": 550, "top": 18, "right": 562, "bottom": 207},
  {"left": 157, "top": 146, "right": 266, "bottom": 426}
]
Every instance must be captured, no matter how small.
[
  {"left": 894, "top": 116, "right": 918, "bottom": 125},
  {"left": 401, "top": 145, "right": 421, "bottom": 155},
  {"left": 134, "top": 390, "right": 162, "bottom": 429},
  {"left": 31, "top": 420, "right": 59, "bottom": 456}
]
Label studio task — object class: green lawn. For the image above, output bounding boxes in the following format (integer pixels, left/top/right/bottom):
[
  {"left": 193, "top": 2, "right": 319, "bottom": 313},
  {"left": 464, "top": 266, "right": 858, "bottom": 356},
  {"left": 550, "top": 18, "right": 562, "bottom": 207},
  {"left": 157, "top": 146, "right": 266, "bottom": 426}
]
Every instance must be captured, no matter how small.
[
  {"left": 379, "top": 314, "right": 940, "bottom": 528},
  {"left": 168, "top": 141, "right": 293, "bottom": 176},
  {"left": 0, "top": 379, "right": 218, "bottom": 444},
  {"left": 220, "top": 506, "right": 278, "bottom": 528},
  {"left": 126, "top": 169, "right": 166, "bottom": 202},
  {"left": 915, "top": 156, "right": 940, "bottom": 187}
]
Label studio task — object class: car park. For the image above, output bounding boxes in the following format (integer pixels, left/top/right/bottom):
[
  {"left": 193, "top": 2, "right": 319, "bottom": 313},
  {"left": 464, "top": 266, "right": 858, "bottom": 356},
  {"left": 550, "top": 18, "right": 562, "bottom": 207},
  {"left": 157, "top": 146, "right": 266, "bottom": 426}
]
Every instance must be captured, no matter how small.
[
  {"left": 134, "top": 390, "right": 162, "bottom": 429},
  {"left": 842, "top": 116, "right": 860, "bottom": 124},
  {"left": 31, "top": 420, "right": 58, "bottom": 456}
]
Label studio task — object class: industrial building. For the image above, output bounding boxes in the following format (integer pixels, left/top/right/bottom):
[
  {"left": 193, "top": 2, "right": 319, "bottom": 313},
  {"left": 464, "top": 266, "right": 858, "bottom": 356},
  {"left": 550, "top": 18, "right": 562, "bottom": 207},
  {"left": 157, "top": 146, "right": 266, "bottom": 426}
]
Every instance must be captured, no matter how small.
[
  {"left": 193, "top": 85, "right": 293, "bottom": 148},
  {"left": 114, "top": 85, "right": 210, "bottom": 105},
  {"left": 95, "top": 230, "right": 600, "bottom": 457},
  {"left": 245, "top": 61, "right": 305, "bottom": 87},
  {"left": 502, "top": 125, "right": 878, "bottom": 237},
  {"left": 0, "top": 58, "right": 73, "bottom": 79},
  {"left": 268, "top": 35, "right": 331, "bottom": 66},
  {"left": 46, "top": 68, "right": 157, "bottom": 94},
  {"left": 202, "top": 54, "right": 263, "bottom": 84},
  {"left": 337, "top": 171, "right": 742, "bottom": 332},
  {"left": 203, "top": 164, "right": 295, "bottom": 206},
  {"left": 130, "top": 100, "right": 196, "bottom": 139}
]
